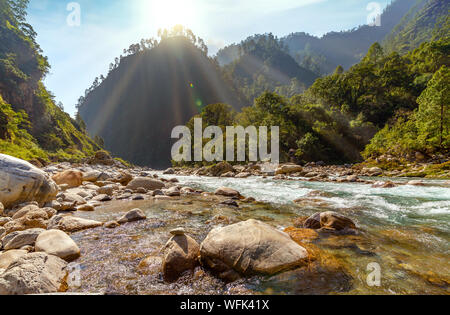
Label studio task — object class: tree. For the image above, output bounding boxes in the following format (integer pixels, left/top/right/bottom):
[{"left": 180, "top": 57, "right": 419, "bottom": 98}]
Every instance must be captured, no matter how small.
[{"left": 416, "top": 65, "right": 449, "bottom": 149}]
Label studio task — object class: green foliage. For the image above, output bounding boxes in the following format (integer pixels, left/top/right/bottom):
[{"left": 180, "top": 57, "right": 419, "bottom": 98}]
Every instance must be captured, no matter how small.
[
  {"left": 384, "top": 0, "right": 449, "bottom": 54},
  {"left": 416, "top": 65, "right": 450, "bottom": 149},
  {"left": 0, "top": 0, "right": 102, "bottom": 162}
]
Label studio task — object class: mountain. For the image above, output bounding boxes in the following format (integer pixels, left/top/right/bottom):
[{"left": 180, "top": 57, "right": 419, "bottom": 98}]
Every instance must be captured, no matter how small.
[
  {"left": 0, "top": 0, "right": 100, "bottom": 163},
  {"left": 220, "top": 33, "right": 319, "bottom": 103},
  {"left": 281, "top": 0, "right": 421, "bottom": 74},
  {"left": 384, "top": 0, "right": 449, "bottom": 54},
  {"left": 78, "top": 33, "right": 243, "bottom": 168}
]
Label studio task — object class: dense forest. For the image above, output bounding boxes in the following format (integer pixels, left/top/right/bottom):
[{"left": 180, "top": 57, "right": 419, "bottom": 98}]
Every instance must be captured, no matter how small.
[
  {"left": 177, "top": 36, "right": 449, "bottom": 166},
  {"left": 0, "top": 0, "right": 100, "bottom": 162}
]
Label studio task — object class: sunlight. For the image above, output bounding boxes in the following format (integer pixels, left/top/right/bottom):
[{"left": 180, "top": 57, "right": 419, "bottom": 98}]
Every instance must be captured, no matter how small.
[{"left": 143, "top": 0, "right": 197, "bottom": 30}]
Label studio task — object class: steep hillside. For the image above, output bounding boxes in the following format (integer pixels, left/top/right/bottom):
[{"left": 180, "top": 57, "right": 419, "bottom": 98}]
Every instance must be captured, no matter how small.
[
  {"left": 384, "top": 0, "right": 449, "bottom": 54},
  {"left": 281, "top": 0, "right": 420, "bottom": 74},
  {"left": 221, "top": 34, "right": 318, "bottom": 103},
  {"left": 78, "top": 33, "right": 243, "bottom": 168},
  {"left": 0, "top": 0, "right": 100, "bottom": 162}
]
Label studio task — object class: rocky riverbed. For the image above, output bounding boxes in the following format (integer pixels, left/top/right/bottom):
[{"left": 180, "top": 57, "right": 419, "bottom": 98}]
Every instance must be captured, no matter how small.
[{"left": 0, "top": 154, "right": 449, "bottom": 295}]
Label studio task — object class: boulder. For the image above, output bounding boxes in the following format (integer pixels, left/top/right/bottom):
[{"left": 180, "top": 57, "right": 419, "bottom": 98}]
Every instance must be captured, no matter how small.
[
  {"left": 180, "top": 187, "right": 195, "bottom": 194},
  {"left": 127, "top": 177, "right": 165, "bottom": 191},
  {"left": 275, "top": 164, "right": 303, "bottom": 175},
  {"left": 200, "top": 219, "right": 308, "bottom": 281},
  {"left": 11, "top": 204, "right": 40, "bottom": 220},
  {"left": 214, "top": 187, "right": 240, "bottom": 197},
  {"left": 82, "top": 170, "right": 102, "bottom": 182},
  {"left": 117, "top": 209, "right": 146, "bottom": 224},
  {"left": 304, "top": 212, "right": 356, "bottom": 231},
  {"left": 163, "top": 234, "right": 200, "bottom": 282},
  {"left": 35, "top": 230, "right": 80, "bottom": 262},
  {"left": 97, "top": 185, "right": 114, "bottom": 196},
  {"left": 0, "top": 252, "right": 68, "bottom": 295},
  {"left": 47, "top": 215, "right": 103, "bottom": 233},
  {"left": 207, "top": 162, "right": 234, "bottom": 177},
  {"left": 0, "top": 217, "right": 12, "bottom": 227},
  {"left": 88, "top": 151, "right": 114, "bottom": 165},
  {"left": 112, "top": 172, "right": 133, "bottom": 186},
  {"left": 163, "top": 168, "right": 175, "bottom": 175},
  {"left": 163, "top": 186, "right": 180, "bottom": 197},
  {"left": 52, "top": 170, "right": 83, "bottom": 188},
  {"left": 235, "top": 172, "right": 251, "bottom": 179},
  {"left": 2, "top": 228, "right": 45, "bottom": 250},
  {"left": 61, "top": 193, "right": 86, "bottom": 205},
  {"left": 368, "top": 167, "right": 383, "bottom": 176},
  {"left": 3, "top": 208, "right": 49, "bottom": 235},
  {"left": 0, "top": 154, "right": 58, "bottom": 208},
  {"left": 0, "top": 249, "right": 28, "bottom": 269}
]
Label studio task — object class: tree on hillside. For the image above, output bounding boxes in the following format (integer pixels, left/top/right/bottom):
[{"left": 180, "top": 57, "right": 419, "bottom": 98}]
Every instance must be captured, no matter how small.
[{"left": 416, "top": 65, "right": 449, "bottom": 149}]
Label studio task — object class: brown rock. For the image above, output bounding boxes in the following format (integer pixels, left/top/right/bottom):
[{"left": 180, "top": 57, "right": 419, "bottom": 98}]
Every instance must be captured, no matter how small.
[
  {"left": 214, "top": 187, "right": 240, "bottom": 197},
  {"left": 52, "top": 170, "right": 83, "bottom": 188},
  {"left": 163, "top": 234, "right": 200, "bottom": 282}
]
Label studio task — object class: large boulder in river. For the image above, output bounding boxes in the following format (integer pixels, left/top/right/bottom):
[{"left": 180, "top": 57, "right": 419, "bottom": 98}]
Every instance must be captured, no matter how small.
[
  {"left": 163, "top": 234, "right": 200, "bottom": 282},
  {"left": 52, "top": 170, "right": 83, "bottom": 188},
  {"left": 127, "top": 177, "right": 165, "bottom": 191},
  {"left": 0, "top": 252, "right": 68, "bottom": 295},
  {"left": 200, "top": 219, "right": 308, "bottom": 281},
  {"left": 275, "top": 164, "right": 303, "bottom": 175},
  {"left": 0, "top": 154, "right": 58, "bottom": 208},
  {"left": 35, "top": 229, "right": 80, "bottom": 262}
]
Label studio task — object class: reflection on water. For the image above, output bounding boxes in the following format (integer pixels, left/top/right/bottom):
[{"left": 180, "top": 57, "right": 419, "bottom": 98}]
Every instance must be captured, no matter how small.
[{"left": 69, "top": 175, "right": 450, "bottom": 295}]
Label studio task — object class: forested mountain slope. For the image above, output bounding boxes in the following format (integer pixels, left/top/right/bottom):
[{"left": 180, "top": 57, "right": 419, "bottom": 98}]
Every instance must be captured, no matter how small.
[
  {"left": 0, "top": 0, "right": 100, "bottom": 162},
  {"left": 78, "top": 29, "right": 243, "bottom": 168}
]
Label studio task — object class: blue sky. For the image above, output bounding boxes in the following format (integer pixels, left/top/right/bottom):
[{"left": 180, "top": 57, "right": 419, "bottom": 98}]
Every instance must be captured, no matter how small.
[{"left": 27, "top": 0, "right": 391, "bottom": 116}]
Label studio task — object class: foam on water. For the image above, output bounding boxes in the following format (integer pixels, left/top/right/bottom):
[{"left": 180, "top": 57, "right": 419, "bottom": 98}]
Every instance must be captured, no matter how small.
[{"left": 162, "top": 174, "right": 450, "bottom": 232}]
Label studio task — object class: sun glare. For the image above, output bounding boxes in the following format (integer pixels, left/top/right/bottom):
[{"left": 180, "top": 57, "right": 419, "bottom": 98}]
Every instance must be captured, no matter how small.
[{"left": 142, "top": 0, "right": 197, "bottom": 30}]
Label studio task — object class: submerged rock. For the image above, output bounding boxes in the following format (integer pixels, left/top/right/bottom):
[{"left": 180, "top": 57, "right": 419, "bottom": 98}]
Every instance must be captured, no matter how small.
[
  {"left": 117, "top": 209, "right": 146, "bottom": 224},
  {"left": 0, "top": 252, "right": 68, "bottom": 295},
  {"left": 304, "top": 212, "right": 356, "bottom": 231},
  {"left": 200, "top": 219, "right": 309, "bottom": 281},
  {"left": 0, "top": 154, "right": 58, "bottom": 208},
  {"left": 163, "top": 234, "right": 200, "bottom": 282}
]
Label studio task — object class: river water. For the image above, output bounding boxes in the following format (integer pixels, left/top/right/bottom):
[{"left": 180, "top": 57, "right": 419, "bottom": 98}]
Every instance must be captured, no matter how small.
[{"left": 69, "top": 175, "right": 450, "bottom": 295}]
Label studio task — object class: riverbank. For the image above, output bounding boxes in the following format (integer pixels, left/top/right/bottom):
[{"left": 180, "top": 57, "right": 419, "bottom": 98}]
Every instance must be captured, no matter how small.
[{"left": 0, "top": 153, "right": 449, "bottom": 295}]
